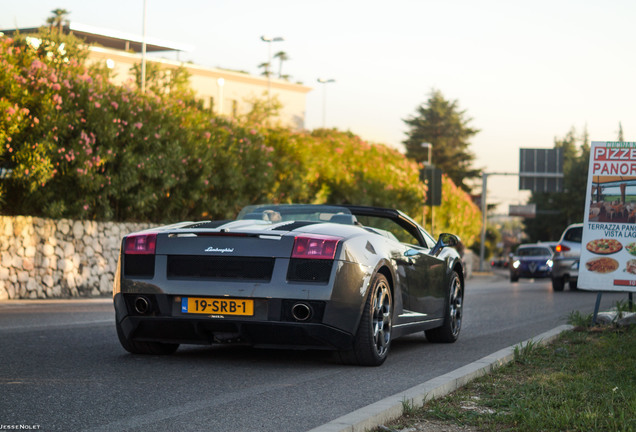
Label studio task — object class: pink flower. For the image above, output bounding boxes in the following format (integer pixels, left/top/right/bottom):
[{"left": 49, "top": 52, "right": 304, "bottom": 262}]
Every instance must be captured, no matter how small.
[
  {"left": 111, "top": 101, "right": 119, "bottom": 110},
  {"left": 79, "top": 72, "right": 92, "bottom": 83},
  {"left": 30, "top": 59, "right": 45, "bottom": 70},
  {"left": 95, "top": 102, "right": 101, "bottom": 108},
  {"left": 83, "top": 205, "right": 89, "bottom": 210},
  {"left": 134, "top": 122, "right": 143, "bottom": 129},
  {"left": 204, "top": 132, "right": 211, "bottom": 139}
]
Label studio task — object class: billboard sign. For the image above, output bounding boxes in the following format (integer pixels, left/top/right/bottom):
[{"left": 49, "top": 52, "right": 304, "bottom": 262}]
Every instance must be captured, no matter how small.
[
  {"left": 579, "top": 141, "right": 636, "bottom": 292},
  {"left": 519, "top": 148, "right": 564, "bottom": 193},
  {"left": 509, "top": 204, "right": 536, "bottom": 218}
]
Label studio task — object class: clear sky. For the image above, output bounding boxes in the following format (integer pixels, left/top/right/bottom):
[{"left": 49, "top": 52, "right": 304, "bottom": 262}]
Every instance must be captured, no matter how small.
[{"left": 4, "top": 0, "right": 636, "bottom": 212}]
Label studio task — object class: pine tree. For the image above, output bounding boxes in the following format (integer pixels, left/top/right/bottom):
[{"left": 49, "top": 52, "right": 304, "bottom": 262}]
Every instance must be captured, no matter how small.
[{"left": 402, "top": 89, "right": 480, "bottom": 192}]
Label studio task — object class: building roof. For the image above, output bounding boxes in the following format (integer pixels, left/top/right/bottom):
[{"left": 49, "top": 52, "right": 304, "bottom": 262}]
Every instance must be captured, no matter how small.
[{"left": 1, "top": 22, "right": 193, "bottom": 53}]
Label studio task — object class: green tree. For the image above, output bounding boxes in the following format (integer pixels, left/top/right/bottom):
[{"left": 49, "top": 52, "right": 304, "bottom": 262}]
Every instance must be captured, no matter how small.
[
  {"left": 239, "top": 93, "right": 283, "bottom": 128},
  {"left": 46, "top": 8, "right": 70, "bottom": 33},
  {"left": 430, "top": 174, "right": 481, "bottom": 245},
  {"left": 523, "top": 127, "right": 590, "bottom": 241},
  {"left": 273, "top": 51, "right": 289, "bottom": 79},
  {"left": 617, "top": 122, "right": 624, "bottom": 141},
  {"left": 129, "top": 62, "right": 195, "bottom": 102},
  {"left": 257, "top": 62, "right": 271, "bottom": 78},
  {"left": 402, "top": 89, "right": 480, "bottom": 192},
  {"left": 469, "top": 222, "right": 501, "bottom": 261}
]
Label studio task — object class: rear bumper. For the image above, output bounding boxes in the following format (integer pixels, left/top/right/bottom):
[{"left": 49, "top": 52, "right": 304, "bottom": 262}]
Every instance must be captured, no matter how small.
[
  {"left": 114, "top": 293, "right": 354, "bottom": 350},
  {"left": 511, "top": 270, "right": 552, "bottom": 279},
  {"left": 552, "top": 258, "right": 579, "bottom": 280}
]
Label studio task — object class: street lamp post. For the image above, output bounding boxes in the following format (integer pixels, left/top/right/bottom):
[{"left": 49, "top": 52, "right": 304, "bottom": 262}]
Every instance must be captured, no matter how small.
[
  {"left": 317, "top": 78, "right": 335, "bottom": 128},
  {"left": 216, "top": 78, "right": 225, "bottom": 115},
  {"left": 140, "top": 0, "right": 148, "bottom": 93},
  {"left": 216, "top": 77, "right": 225, "bottom": 115},
  {"left": 260, "top": 35, "right": 284, "bottom": 101}
]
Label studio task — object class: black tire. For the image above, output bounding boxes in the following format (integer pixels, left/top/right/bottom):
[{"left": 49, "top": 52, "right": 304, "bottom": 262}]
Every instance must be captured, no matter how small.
[
  {"left": 552, "top": 277, "right": 565, "bottom": 292},
  {"left": 510, "top": 273, "right": 519, "bottom": 282},
  {"left": 116, "top": 320, "right": 179, "bottom": 355},
  {"left": 569, "top": 279, "right": 578, "bottom": 290},
  {"left": 426, "top": 271, "right": 463, "bottom": 343},
  {"left": 337, "top": 273, "right": 392, "bottom": 366}
]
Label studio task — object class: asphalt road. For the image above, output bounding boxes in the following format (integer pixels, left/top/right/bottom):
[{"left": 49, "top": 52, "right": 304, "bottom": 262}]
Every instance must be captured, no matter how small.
[{"left": 0, "top": 272, "right": 629, "bottom": 432}]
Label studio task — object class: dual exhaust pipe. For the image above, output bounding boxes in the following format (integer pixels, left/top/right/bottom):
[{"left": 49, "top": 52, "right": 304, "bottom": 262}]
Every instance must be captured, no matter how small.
[
  {"left": 134, "top": 296, "right": 151, "bottom": 315},
  {"left": 291, "top": 302, "right": 312, "bottom": 322},
  {"left": 134, "top": 295, "right": 312, "bottom": 321}
]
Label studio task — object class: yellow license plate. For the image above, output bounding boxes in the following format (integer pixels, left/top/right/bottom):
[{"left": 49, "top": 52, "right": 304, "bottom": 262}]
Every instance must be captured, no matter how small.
[{"left": 181, "top": 297, "right": 254, "bottom": 316}]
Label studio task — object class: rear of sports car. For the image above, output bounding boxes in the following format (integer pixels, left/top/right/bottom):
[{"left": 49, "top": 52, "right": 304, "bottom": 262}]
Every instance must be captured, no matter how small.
[{"left": 113, "top": 222, "right": 373, "bottom": 354}]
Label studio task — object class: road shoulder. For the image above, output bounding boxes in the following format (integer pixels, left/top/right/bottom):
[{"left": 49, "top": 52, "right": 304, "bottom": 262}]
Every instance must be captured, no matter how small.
[{"left": 308, "top": 324, "right": 572, "bottom": 432}]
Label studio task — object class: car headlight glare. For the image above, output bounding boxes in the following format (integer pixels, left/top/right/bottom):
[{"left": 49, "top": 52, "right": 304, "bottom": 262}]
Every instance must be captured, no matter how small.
[
  {"left": 512, "top": 260, "right": 520, "bottom": 269},
  {"left": 547, "top": 259, "right": 553, "bottom": 268}
]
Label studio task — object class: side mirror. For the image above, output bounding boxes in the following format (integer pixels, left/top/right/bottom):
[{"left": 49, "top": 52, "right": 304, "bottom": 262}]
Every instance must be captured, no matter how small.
[{"left": 431, "top": 233, "right": 460, "bottom": 257}]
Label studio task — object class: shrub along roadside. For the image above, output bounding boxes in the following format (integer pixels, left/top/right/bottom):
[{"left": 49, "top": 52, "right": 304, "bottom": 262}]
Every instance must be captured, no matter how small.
[
  {"left": 375, "top": 322, "right": 635, "bottom": 432},
  {"left": 0, "top": 30, "right": 481, "bottom": 244}
]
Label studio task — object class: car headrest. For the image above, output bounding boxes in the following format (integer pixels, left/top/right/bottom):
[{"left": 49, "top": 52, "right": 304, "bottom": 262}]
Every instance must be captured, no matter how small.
[{"left": 330, "top": 214, "right": 357, "bottom": 225}]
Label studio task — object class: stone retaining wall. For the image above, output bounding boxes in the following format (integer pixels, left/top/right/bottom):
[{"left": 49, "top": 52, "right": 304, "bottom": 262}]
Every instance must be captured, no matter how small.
[{"left": 0, "top": 216, "right": 155, "bottom": 299}]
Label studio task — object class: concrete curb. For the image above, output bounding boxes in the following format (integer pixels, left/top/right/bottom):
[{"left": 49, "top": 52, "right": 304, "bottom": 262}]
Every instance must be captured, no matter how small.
[{"left": 307, "top": 324, "right": 573, "bottom": 432}]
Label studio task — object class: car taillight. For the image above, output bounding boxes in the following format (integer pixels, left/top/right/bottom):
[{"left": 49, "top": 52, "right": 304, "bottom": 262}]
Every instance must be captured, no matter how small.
[
  {"left": 292, "top": 235, "right": 341, "bottom": 260},
  {"left": 555, "top": 244, "right": 570, "bottom": 253},
  {"left": 125, "top": 233, "right": 157, "bottom": 255}
]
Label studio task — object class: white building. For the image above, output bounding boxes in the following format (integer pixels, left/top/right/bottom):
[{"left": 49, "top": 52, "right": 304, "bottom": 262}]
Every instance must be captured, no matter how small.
[{"left": 4, "top": 22, "right": 312, "bottom": 129}]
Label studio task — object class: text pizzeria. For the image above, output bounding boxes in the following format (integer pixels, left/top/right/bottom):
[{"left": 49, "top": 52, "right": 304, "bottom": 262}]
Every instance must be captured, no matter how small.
[
  {"left": 592, "top": 162, "right": 636, "bottom": 176},
  {"left": 594, "top": 146, "right": 636, "bottom": 161}
]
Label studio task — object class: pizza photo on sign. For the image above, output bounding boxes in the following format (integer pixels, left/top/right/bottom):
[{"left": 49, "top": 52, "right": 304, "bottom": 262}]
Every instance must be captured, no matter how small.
[
  {"left": 585, "top": 257, "right": 619, "bottom": 273},
  {"left": 586, "top": 238, "right": 622, "bottom": 255},
  {"left": 625, "top": 259, "right": 636, "bottom": 274}
]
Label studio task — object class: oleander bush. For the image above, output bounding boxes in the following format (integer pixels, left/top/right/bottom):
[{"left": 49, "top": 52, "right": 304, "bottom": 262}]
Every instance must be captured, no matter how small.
[{"left": 0, "top": 29, "right": 481, "bottom": 244}]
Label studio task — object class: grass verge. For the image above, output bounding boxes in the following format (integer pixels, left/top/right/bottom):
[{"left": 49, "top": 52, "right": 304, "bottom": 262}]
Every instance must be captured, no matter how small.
[{"left": 375, "top": 322, "right": 635, "bottom": 432}]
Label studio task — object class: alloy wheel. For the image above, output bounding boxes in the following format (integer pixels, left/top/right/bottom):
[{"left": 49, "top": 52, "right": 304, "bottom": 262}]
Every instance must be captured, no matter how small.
[{"left": 372, "top": 280, "right": 392, "bottom": 357}]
